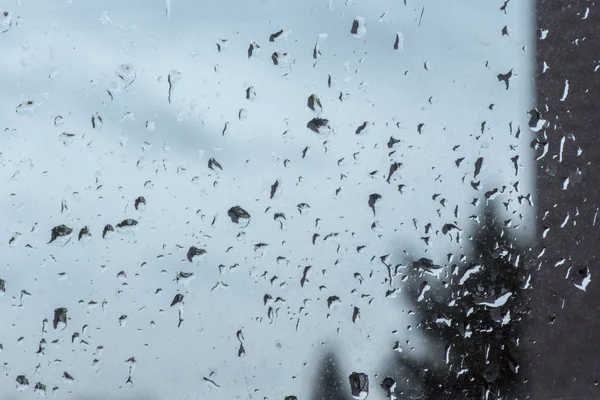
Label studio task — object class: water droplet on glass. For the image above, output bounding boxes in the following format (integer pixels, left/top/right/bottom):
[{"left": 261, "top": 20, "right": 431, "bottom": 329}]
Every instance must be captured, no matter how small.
[
  {"left": 573, "top": 267, "right": 591, "bottom": 291},
  {"left": 134, "top": 196, "right": 146, "bottom": 211},
  {"left": 228, "top": 206, "right": 251, "bottom": 228},
  {"left": 34, "top": 382, "right": 46, "bottom": 396},
  {"left": 102, "top": 224, "right": 115, "bottom": 239},
  {"left": 380, "top": 377, "right": 397, "bottom": 400},
  {"left": 116, "top": 219, "right": 139, "bottom": 234},
  {"left": 187, "top": 246, "right": 207, "bottom": 263},
  {"left": 48, "top": 225, "right": 73, "bottom": 246},
  {"left": 307, "top": 94, "right": 323, "bottom": 113},
  {"left": 349, "top": 372, "right": 369, "bottom": 399},
  {"left": 16, "top": 375, "right": 29, "bottom": 391},
  {"left": 53, "top": 308, "right": 67, "bottom": 330},
  {"left": 350, "top": 17, "right": 366, "bottom": 38},
  {"left": 307, "top": 117, "right": 332, "bottom": 135},
  {"left": 0, "top": 11, "right": 12, "bottom": 33}
]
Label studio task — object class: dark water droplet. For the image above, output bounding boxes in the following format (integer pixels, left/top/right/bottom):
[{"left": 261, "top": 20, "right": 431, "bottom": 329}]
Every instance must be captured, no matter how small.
[
  {"left": 48, "top": 225, "right": 73, "bottom": 244},
  {"left": 208, "top": 157, "right": 223, "bottom": 171},
  {"left": 307, "top": 94, "right": 322, "bottom": 112},
  {"left": 53, "top": 308, "right": 68, "bottom": 330},
  {"left": 187, "top": 246, "right": 207, "bottom": 263},
  {"left": 248, "top": 42, "right": 260, "bottom": 58},
  {"left": 349, "top": 372, "right": 369, "bottom": 399},
  {"left": 170, "top": 294, "right": 184, "bottom": 307},
  {"left": 16, "top": 375, "right": 29, "bottom": 389},
  {"left": 497, "top": 69, "right": 513, "bottom": 90},
  {"left": 387, "top": 162, "right": 401, "bottom": 183},
  {"left": 380, "top": 377, "right": 396, "bottom": 398},
  {"left": 412, "top": 258, "right": 441, "bottom": 274},
  {"left": 307, "top": 117, "right": 331, "bottom": 134},
  {"left": 352, "top": 306, "right": 360, "bottom": 323},
  {"left": 269, "top": 29, "right": 283, "bottom": 42},
  {"left": 327, "top": 295, "right": 341, "bottom": 309},
  {"left": 102, "top": 224, "right": 115, "bottom": 239},
  {"left": 134, "top": 196, "right": 146, "bottom": 210},
  {"left": 78, "top": 226, "right": 91, "bottom": 241},
  {"left": 116, "top": 219, "right": 138, "bottom": 228},
  {"left": 228, "top": 206, "right": 251, "bottom": 227},
  {"left": 355, "top": 121, "right": 368, "bottom": 135},
  {"left": 368, "top": 193, "right": 382, "bottom": 216},
  {"left": 388, "top": 136, "right": 401, "bottom": 148},
  {"left": 270, "top": 180, "right": 279, "bottom": 199}
]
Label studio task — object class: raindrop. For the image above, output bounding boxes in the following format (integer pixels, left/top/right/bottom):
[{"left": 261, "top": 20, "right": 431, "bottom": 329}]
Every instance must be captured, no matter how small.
[
  {"left": 271, "top": 52, "right": 288, "bottom": 66},
  {"left": 134, "top": 196, "right": 146, "bottom": 210},
  {"left": 0, "top": 11, "right": 12, "bottom": 33},
  {"left": 16, "top": 100, "right": 40, "bottom": 115},
  {"left": 307, "top": 94, "right": 323, "bottom": 113},
  {"left": 349, "top": 372, "right": 369, "bottom": 399},
  {"left": 270, "top": 180, "right": 280, "bottom": 199},
  {"left": 269, "top": 29, "right": 290, "bottom": 43},
  {"left": 474, "top": 157, "right": 483, "bottom": 179},
  {"left": 368, "top": 193, "right": 382, "bottom": 216},
  {"left": 34, "top": 382, "right": 46, "bottom": 396},
  {"left": 115, "top": 63, "right": 136, "bottom": 88},
  {"left": 355, "top": 121, "right": 370, "bottom": 135},
  {"left": 16, "top": 375, "right": 29, "bottom": 391},
  {"left": 236, "top": 329, "right": 245, "bottom": 357},
  {"left": 170, "top": 294, "right": 184, "bottom": 307},
  {"left": 350, "top": 17, "right": 367, "bottom": 38},
  {"left": 352, "top": 306, "right": 360, "bottom": 323},
  {"left": 53, "top": 308, "right": 67, "bottom": 330},
  {"left": 116, "top": 219, "right": 139, "bottom": 234},
  {"left": 475, "top": 291, "right": 512, "bottom": 308},
  {"left": 48, "top": 225, "right": 73, "bottom": 246},
  {"left": 573, "top": 267, "right": 591, "bottom": 291},
  {"left": 412, "top": 258, "right": 442, "bottom": 275},
  {"left": 497, "top": 69, "right": 513, "bottom": 90},
  {"left": 417, "top": 281, "right": 431, "bottom": 302},
  {"left": 248, "top": 41, "right": 260, "bottom": 58},
  {"left": 380, "top": 377, "right": 397, "bottom": 400},
  {"left": 208, "top": 158, "right": 223, "bottom": 171},
  {"left": 91, "top": 112, "right": 103, "bottom": 130},
  {"left": 167, "top": 70, "right": 182, "bottom": 103},
  {"left": 245, "top": 86, "right": 257, "bottom": 101},
  {"left": 394, "top": 32, "right": 404, "bottom": 52},
  {"left": 327, "top": 296, "right": 341, "bottom": 309},
  {"left": 307, "top": 117, "right": 332, "bottom": 135},
  {"left": 102, "top": 224, "right": 115, "bottom": 239},
  {"left": 175, "top": 272, "right": 195, "bottom": 285},
  {"left": 187, "top": 246, "right": 207, "bottom": 263},
  {"left": 228, "top": 206, "right": 251, "bottom": 228},
  {"left": 78, "top": 226, "right": 92, "bottom": 242}
]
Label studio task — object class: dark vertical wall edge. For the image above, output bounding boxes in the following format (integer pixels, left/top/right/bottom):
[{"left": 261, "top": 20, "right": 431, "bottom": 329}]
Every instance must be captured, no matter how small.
[{"left": 528, "top": 1, "right": 600, "bottom": 399}]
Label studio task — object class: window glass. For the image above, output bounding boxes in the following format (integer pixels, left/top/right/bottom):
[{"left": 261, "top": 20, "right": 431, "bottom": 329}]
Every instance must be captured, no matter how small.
[{"left": 1, "top": 1, "right": 538, "bottom": 399}]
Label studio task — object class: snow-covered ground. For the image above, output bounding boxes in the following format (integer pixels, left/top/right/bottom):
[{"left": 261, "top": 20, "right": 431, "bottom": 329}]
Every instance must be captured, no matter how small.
[{"left": 0, "top": 0, "right": 535, "bottom": 399}]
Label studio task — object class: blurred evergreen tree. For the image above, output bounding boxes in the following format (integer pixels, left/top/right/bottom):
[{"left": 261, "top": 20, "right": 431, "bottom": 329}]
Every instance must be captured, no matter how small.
[
  {"left": 310, "top": 352, "right": 352, "bottom": 400},
  {"left": 389, "top": 207, "right": 530, "bottom": 399}
]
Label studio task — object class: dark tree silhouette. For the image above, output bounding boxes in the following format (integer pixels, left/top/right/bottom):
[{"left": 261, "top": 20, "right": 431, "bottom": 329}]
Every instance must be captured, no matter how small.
[
  {"left": 389, "top": 207, "right": 530, "bottom": 399},
  {"left": 310, "top": 351, "right": 352, "bottom": 400}
]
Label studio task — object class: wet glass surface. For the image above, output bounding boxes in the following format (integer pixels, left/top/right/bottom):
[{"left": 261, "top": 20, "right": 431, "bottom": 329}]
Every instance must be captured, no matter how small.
[{"left": 2, "top": 1, "right": 597, "bottom": 399}]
